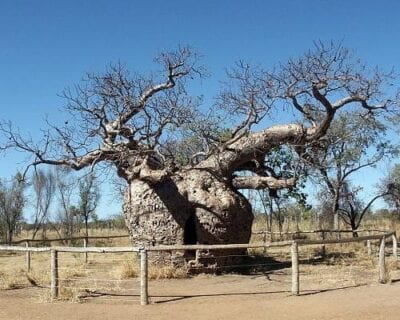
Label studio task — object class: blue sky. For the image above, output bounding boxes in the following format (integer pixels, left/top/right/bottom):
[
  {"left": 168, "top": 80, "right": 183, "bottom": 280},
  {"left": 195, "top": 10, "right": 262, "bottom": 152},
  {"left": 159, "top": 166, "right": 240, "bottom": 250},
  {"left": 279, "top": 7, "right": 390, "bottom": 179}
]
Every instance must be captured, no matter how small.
[{"left": 1, "top": 0, "right": 400, "bottom": 218}]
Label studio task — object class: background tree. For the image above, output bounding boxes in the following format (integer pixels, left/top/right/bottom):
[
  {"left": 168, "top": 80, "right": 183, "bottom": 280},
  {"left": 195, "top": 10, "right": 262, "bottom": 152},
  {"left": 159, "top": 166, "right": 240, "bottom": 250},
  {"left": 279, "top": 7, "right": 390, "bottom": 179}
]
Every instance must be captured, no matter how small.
[
  {"left": 382, "top": 164, "right": 400, "bottom": 218},
  {"left": 0, "top": 173, "right": 26, "bottom": 243},
  {"left": 0, "top": 44, "right": 398, "bottom": 254},
  {"left": 306, "top": 111, "right": 395, "bottom": 230},
  {"left": 53, "top": 167, "right": 78, "bottom": 239},
  {"left": 77, "top": 172, "right": 100, "bottom": 241},
  {"left": 31, "top": 168, "right": 56, "bottom": 239},
  {"left": 254, "top": 145, "right": 309, "bottom": 235},
  {"left": 336, "top": 182, "right": 390, "bottom": 236}
]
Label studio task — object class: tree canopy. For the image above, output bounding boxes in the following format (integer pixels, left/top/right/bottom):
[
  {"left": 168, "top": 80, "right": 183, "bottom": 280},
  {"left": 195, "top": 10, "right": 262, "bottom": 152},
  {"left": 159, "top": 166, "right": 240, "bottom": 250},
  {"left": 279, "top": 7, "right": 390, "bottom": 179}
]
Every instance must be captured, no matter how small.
[{"left": 1, "top": 43, "right": 397, "bottom": 193}]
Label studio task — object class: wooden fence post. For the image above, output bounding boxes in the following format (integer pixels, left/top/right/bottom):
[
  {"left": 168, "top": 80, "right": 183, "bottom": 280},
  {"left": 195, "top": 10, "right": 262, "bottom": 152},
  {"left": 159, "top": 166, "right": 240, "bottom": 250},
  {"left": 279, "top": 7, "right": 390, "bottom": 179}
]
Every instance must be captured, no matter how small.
[
  {"left": 392, "top": 233, "right": 397, "bottom": 259},
  {"left": 140, "top": 249, "right": 149, "bottom": 305},
  {"left": 291, "top": 241, "right": 299, "bottom": 295},
  {"left": 51, "top": 249, "right": 59, "bottom": 300},
  {"left": 83, "top": 238, "right": 88, "bottom": 263},
  {"left": 25, "top": 241, "right": 31, "bottom": 272},
  {"left": 378, "top": 236, "right": 386, "bottom": 284}
]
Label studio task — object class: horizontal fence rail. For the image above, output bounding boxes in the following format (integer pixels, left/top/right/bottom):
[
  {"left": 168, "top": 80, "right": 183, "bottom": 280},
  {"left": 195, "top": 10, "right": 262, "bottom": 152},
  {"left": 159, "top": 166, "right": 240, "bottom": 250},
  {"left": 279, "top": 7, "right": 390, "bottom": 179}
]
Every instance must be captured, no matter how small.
[
  {"left": 4, "top": 234, "right": 131, "bottom": 245},
  {"left": 1, "top": 231, "right": 394, "bottom": 253},
  {"left": 0, "top": 230, "right": 397, "bottom": 305},
  {"left": 3, "top": 228, "right": 391, "bottom": 245},
  {"left": 0, "top": 245, "right": 140, "bottom": 253},
  {"left": 252, "top": 229, "right": 389, "bottom": 235}
]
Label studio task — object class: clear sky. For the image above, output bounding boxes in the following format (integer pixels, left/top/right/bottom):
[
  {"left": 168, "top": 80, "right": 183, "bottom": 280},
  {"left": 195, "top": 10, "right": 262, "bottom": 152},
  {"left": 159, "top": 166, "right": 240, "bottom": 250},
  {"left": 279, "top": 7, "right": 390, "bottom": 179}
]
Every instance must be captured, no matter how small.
[{"left": 1, "top": 0, "right": 400, "bottom": 218}]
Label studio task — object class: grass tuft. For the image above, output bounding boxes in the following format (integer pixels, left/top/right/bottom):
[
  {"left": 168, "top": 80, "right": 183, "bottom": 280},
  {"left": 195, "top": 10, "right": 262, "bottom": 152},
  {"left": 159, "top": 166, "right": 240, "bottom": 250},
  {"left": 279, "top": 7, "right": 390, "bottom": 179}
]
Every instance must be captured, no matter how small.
[{"left": 119, "top": 261, "right": 139, "bottom": 279}]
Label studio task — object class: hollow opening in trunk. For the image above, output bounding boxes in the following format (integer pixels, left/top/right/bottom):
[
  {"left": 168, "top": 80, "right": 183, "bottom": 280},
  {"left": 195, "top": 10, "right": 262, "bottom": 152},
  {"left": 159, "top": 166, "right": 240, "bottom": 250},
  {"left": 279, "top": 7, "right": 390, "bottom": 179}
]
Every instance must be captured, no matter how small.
[
  {"left": 184, "top": 212, "right": 198, "bottom": 260},
  {"left": 184, "top": 214, "right": 198, "bottom": 244}
]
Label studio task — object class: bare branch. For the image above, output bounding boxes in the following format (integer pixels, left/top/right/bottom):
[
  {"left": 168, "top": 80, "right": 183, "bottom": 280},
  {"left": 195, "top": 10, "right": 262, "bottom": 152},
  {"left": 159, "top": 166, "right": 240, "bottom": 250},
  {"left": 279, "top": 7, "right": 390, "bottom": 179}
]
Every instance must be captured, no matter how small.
[{"left": 232, "top": 176, "right": 296, "bottom": 190}]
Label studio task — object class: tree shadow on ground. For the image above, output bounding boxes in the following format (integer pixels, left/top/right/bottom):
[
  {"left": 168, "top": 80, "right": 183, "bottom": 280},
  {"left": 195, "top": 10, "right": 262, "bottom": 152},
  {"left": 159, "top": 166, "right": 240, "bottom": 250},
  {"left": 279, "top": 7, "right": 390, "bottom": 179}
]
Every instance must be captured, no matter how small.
[
  {"left": 222, "top": 252, "right": 349, "bottom": 275},
  {"left": 182, "top": 250, "right": 360, "bottom": 277},
  {"left": 153, "top": 284, "right": 366, "bottom": 303},
  {"left": 78, "top": 284, "right": 366, "bottom": 304}
]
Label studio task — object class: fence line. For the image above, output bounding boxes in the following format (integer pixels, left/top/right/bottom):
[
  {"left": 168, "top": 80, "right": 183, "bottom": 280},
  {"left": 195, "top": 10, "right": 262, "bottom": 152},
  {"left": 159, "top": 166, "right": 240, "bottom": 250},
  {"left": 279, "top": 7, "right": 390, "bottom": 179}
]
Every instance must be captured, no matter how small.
[
  {"left": 0, "top": 245, "right": 140, "bottom": 253},
  {"left": 4, "top": 228, "right": 390, "bottom": 246},
  {"left": 5, "top": 234, "right": 130, "bottom": 245},
  {"left": 252, "top": 228, "right": 388, "bottom": 235},
  {"left": 0, "top": 230, "right": 396, "bottom": 305}
]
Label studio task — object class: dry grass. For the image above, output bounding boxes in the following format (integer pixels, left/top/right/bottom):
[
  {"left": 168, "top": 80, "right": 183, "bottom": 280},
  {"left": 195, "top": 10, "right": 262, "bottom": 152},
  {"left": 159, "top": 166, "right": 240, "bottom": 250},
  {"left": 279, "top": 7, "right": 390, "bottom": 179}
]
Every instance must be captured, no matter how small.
[
  {"left": 118, "top": 259, "right": 188, "bottom": 280},
  {"left": 0, "top": 251, "right": 50, "bottom": 290},
  {"left": 0, "top": 269, "right": 25, "bottom": 290},
  {"left": 385, "top": 259, "right": 400, "bottom": 283},
  {"left": 118, "top": 260, "right": 139, "bottom": 279},
  {"left": 58, "top": 287, "right": 82, "bottom": 302},
  {"left": 149, "top": 264, "right": 188, "bottom": 280},
  {"left": 0, "top": 268, "right": 50, "bottom": 290}
]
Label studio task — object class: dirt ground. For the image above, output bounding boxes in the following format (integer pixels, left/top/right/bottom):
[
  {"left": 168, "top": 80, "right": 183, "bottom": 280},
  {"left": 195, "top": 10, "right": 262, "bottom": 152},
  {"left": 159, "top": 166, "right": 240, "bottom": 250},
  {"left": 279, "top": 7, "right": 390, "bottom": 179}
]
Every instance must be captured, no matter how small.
[{"left": 1, "top": 273, "right": 400, "bottom": 320}]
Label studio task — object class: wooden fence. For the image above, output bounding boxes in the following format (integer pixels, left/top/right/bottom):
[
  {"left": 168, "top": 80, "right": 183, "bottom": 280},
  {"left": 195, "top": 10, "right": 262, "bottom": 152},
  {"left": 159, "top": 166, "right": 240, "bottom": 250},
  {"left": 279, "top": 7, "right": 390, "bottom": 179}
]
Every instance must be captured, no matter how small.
[
  {"left": 5, "top": 235, "right": 131, "bottom": 266},
  {"left": 0, "top": 230, "right": 397, "bottom": 305},
  {"left": 6, "top": 228, "right": 385, "bottom": 246},
  {"left": 7, "top": 234, "right": 130, "bottom": 245}
]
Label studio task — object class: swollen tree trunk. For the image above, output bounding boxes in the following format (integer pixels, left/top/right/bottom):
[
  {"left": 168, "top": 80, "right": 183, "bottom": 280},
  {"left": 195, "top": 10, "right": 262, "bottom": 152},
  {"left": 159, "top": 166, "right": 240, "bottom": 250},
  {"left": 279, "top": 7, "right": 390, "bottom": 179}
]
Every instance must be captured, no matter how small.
[{"left": 123, "top": 169, "right": 253, "bottom": 269}]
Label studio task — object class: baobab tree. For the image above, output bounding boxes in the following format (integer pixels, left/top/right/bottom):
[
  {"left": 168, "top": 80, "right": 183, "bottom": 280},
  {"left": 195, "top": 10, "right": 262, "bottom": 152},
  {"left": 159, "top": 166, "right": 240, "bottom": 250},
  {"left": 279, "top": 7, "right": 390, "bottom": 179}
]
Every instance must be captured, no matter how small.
[{"left": 0, "top": 44, "right": 398, "bottom": 266}]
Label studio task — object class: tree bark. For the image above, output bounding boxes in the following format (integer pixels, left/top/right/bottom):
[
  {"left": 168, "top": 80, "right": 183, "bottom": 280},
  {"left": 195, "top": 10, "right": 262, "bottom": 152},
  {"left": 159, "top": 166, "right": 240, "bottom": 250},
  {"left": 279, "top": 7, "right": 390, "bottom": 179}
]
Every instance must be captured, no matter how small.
[
  {"left": 123, "top": 168, "right": 253, "bottom": 269},
  {"left": 198, "top": 123, "right": 310, "bottom": 176}
]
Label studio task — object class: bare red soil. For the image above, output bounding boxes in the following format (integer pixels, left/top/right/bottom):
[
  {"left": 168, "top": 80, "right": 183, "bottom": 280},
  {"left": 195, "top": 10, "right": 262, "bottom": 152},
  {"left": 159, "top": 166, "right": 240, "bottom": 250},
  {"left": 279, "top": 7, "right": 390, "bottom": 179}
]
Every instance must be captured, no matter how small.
[{"left": 1, "top": 275, "right": 400, "bottom": 320}]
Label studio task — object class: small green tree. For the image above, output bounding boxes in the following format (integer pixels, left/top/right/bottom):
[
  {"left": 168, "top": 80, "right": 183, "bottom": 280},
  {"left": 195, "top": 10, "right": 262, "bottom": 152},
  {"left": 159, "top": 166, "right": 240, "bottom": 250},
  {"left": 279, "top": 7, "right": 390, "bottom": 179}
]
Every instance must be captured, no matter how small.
[
  {"left": 54, "top": 167, "right": 77, "bottom": 238},
  {"left": 77, "top": 172, "right": 100, "bottom": 240},
  {"left": 0, "top": 172, "right": 26, "bottom": 243},
  {"left": 308, "top": 111, "right": 395, "bottom": 230},
  {"left": 382, "top": 164, "right": 400, "bottom": 218},
  {"left": 254, "top": 145, "right": 309, "bottom": 235},
  {"left": 336, "top": 182, "right": 389, "bottom": 236},
  {"left": 31, "top": 168, "right": 56, "bottom": 239}
]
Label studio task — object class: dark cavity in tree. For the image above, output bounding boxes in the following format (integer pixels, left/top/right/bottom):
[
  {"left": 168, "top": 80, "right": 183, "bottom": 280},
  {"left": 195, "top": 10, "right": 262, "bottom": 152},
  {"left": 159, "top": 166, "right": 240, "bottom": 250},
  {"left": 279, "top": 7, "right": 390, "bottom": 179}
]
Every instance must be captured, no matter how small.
[
  {"left": 183, "top": 211, "right": 198, "bottom": 260},
  {"left": 184, "top": 212, "right": 198, "bottom": 245}
]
